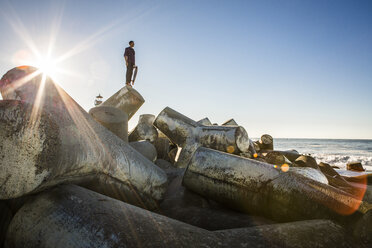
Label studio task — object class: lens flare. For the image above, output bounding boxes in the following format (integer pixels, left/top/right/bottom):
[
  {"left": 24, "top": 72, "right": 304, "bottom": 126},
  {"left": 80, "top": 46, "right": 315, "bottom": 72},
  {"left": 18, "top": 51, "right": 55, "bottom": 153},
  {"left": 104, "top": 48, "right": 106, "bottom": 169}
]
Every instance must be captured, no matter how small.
[
  {"left": 226, "top": 146, "right": 235, "bottom": 154},
  {"left": 281, "top": 164, "right": 289, "bottom": 172}
]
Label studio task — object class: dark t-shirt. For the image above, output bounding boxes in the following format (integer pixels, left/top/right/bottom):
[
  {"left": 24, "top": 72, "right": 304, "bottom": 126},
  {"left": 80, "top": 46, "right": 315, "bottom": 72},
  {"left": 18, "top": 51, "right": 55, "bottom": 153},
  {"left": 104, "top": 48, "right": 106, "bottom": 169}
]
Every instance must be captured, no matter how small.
[{"left": 124, "top": 47, "right": 135, "bottom": 65}]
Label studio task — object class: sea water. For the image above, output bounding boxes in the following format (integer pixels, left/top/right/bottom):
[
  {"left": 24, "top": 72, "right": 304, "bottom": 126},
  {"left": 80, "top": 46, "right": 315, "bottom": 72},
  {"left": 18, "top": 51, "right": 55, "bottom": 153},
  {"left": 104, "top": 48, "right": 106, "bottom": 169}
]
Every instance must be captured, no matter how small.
[{"left": 260, "top": 138, "right": 372, "bottom": 171}]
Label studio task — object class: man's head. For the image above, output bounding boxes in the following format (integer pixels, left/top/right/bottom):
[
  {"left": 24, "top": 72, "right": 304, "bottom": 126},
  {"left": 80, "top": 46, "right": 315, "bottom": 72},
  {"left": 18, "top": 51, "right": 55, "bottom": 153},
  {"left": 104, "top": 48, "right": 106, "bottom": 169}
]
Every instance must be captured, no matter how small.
[{"left": 129, "top": 41, "right": 134, "bottom": 48}]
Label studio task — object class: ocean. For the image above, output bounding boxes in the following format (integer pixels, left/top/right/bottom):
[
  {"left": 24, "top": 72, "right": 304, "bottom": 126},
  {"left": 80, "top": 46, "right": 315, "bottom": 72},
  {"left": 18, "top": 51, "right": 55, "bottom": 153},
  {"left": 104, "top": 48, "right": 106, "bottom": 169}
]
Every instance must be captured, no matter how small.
[{"left": 254, "top": 138, "right": 372, "bottom": 171}]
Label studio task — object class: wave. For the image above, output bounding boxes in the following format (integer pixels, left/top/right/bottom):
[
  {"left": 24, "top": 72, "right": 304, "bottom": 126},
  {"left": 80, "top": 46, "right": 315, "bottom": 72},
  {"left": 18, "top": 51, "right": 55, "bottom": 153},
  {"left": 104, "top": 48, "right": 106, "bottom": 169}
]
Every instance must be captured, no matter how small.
[{"left": 312, "top": 154, "right": 372, "bottom": 170}]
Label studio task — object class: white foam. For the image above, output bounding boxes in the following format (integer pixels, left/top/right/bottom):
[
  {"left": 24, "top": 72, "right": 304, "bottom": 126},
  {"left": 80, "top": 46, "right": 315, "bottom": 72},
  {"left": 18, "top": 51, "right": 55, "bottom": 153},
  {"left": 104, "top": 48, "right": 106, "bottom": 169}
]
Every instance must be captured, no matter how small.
[{"left": 312, "top": 153, "right": 372, "bottom": 170}]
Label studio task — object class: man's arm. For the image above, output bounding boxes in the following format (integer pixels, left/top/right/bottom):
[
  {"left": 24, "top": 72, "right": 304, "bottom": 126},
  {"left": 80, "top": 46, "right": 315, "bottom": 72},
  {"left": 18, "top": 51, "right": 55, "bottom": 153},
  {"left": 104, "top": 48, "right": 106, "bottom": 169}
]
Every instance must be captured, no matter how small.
[
  {"left": 124, "top": 56, "right": 128, "bottom": 66},
  {"left": 124, "top": 48, "right": 128, "bottom": 66}
]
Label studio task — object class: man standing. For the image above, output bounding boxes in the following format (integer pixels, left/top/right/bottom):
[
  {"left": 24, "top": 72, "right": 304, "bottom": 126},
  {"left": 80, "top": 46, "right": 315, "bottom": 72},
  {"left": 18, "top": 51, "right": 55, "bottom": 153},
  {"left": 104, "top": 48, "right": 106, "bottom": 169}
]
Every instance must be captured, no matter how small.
[{"left": 124, "top": 40, "right": 136, "bottom": 87}]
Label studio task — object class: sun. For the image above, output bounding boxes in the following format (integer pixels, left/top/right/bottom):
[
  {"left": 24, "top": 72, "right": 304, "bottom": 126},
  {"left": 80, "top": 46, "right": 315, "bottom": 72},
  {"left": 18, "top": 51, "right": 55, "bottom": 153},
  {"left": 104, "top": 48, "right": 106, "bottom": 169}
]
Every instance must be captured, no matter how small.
[
  {"left": 5, "top": 0, "right": 135, "bottom": 90},
  {"left": 12, "top": 50, "right": 59, "bottom": 79},
  {"left": 11, "top": 50, "right": 59, "bottom": 79},
  {"left": 33, "top": 57, "right": 58, "bottom": 78}
]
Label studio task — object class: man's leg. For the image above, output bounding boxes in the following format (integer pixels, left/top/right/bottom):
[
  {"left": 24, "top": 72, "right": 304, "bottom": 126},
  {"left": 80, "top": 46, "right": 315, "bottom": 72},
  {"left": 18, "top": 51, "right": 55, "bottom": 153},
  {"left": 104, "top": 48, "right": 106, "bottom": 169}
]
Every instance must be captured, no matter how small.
[{"left": 126, "top": 63, "right": 134, "bottom": 85}]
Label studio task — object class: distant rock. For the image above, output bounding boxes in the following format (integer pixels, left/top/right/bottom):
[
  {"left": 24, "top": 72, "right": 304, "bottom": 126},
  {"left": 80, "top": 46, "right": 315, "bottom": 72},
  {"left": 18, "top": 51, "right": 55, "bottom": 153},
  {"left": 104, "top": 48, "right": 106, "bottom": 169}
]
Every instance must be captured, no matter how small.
[{"left": 347, "top": 162, "right": 365, "bottom": 172}]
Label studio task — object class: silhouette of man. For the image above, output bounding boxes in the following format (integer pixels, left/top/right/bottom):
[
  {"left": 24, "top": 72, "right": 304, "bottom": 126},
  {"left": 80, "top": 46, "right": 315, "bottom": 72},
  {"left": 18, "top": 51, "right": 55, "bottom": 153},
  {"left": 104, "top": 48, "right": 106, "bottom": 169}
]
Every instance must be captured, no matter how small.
[{"left": 124, "top": 40, "right": 136, "bottom": 87}]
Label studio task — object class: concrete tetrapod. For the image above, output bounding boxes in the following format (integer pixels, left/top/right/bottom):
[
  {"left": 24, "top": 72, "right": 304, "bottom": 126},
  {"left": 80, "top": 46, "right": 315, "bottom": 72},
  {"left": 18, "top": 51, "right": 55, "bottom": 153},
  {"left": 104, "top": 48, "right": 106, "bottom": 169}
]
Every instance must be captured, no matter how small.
[
  {"left": 273, "top": 150, "right": 301, "bottom": 163},
  {"left": 336, "top": 169, "right": 372, "bottom": 185},
  {"left": 153, "top": 136, "right": 175, "bottom": 161},
  {"left": 353, "top": 209, "right": 372, "bottom": 245},
  {"left": 89, "top": 105, "right": 129, "bottom": 142},
  {"left": 221, "top": 118, "right": 238, "bottom": 126},
  {"left": 101, "top": 85, "right": 145, "bottom": 120},
  {"left": 0, "top": 201, "right": 13, "bottom": 248},
  {"left": 5, "top": 184, "right": 216, "bottom": 248},
  {"left": 128, "top": 114, "right": 158, "bottom": 142},
  {"left": 289, "top": 167, "right": 328, "bottom": 184},
  {"left": 347, "top": 162, "right": 365, "bottom": 172},
  {"left": 196, "top": 117, "right": 212, "bottom": 126},
  {"left": 5, "top": 184, "right": 359, "bottom": 248},
  {"left": 217, "top": 219, "right": 358, "bottom": 248},
  {"left": 182, "top": 147, "right": 371, "bottom": 222},
  {"left": 293, "top": 155, "right": 319, "bottom": 169},
  {"left": 0, "top": 66, "right": 167, "bottom": 209},
  {"left": 319, "top": 162, "right": 353, "bottom": 190},
  {"left": 129, "top": 140, "right": 157, "bottom": 162},
  {"left": 259, "top": 134, "right": 274, "bottom": 150},
  {"left": 156, "top": 174, "right": 276, "bottom": 230},
  {"left": 264, "top": 151, "right": 289, "bottom": 165},
  {"left": 154, "top": 107, "right": 250, "bottom": 167}
]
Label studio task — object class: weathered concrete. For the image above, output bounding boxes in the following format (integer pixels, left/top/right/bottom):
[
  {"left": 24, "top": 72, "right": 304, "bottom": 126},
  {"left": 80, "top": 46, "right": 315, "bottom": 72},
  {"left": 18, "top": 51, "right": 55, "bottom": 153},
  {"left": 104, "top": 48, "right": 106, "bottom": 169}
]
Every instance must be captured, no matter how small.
[
  {"left": 294, "top": 155, "right": 319, "bottom": 169},
  {"left": 335, "top": 169, "right": 372, "bottom": 185},
  {"left": 157, "top": 130, "right": 169, "bottom": 139},
  {"left": 353, "top": 210, "right": 372, "bottom": 245},
  {"left": 155, "top": 159, "right": 183, "bottom": 182},
  {"left": 239, "top": 151, "right": 253, "bottom": 158},
  {"left": 155, "top": 159, "right": 173, "bottom": 170},
  {"left": 221, "top": 118, "right": 238, "bottom": 126},
  {"left": 152, "top": 137, "right": 171, "bottom": 160},
  {"left": 0, "top": 202, "right": 12, "bottom": 248},
  {"left": 0, "top": 100, "right": 59, "bottom": 198},
  {"left": 4, "top": 197, "right": 29, "bottom": 216},
  {"left": 173, "top": 143, "right": 200, "bottom": 168},
  {"left": 129, "top": 140, "right": 157, "bottom": 162},
  {"left": 347, "top": 162, "right": 365, "bottom": 172},
  {"left": 100, "top": 85, "right": 145, "bottom": 120},
  {"left": 154, "top": 107, "right": 250, "bottom": 167},
  {"left": 5, "top": 185, "right": 358, "bottom": 248},
  {"left": 264, "top": 151, "right": 288, "bottom": 165},
  {"left": 217, "top": 219, "right": 357, "bottom": 248},
  {"left": 5, "top": 185, "right": 217, "bottom": 248},
  {"left": 0, "top": 66, "right": 167, "bottom": 209},
  {"left": 154, "top": 107, "right": 199, "bottom": 147},
  {"left": 157, "top": 175, "right": 275, "bottom": 231},
  {"left": 183, "top": 147, "right": 370, "bottom": 222},
  {"left": 196, "top": 117, "right": 212, "bottom": 126},
  {"left": 89, "top": 106, "right": 128, "bottom": 142},
  {"left": 349, "top": 183, "right": 372, "bottom": 204},
  {"left": 363, "top": 185, "right": 372, "bottom": 203},
  {"left": 253, "top": 140, "right": 261, "bottom": 152},
  {"left": 270, "top": 150, "right": 301, "bottom": 163},
  {"left": 128, "top": 114, "right": 158, "bottom": 142},
  {"left": 319, "top": 162, "right": 352, "bottom": 190},
  {"left": 290, "top": 167, "right": 328, "bottom": 184},
  {"left": 248, "top": 139, "right": 257, "bottom": 155},
  {"left": 259, "top": 134, "right": 274, "bottom": 150}
]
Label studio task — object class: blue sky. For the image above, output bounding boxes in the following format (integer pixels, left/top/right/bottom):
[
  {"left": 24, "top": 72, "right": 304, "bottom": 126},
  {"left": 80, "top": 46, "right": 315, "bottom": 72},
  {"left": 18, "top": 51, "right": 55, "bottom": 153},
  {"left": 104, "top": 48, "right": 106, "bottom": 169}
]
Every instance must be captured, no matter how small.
[{"left": 0, "top": 0, "right": 371, "bottom": 139}]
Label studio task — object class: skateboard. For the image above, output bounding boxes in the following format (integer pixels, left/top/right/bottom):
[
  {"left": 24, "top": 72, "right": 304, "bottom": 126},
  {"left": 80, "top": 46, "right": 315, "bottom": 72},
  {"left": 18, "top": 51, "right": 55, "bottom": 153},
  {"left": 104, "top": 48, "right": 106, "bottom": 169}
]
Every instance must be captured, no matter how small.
[{"left": 131, "top": 66, "right": 138, "bottom": 85}]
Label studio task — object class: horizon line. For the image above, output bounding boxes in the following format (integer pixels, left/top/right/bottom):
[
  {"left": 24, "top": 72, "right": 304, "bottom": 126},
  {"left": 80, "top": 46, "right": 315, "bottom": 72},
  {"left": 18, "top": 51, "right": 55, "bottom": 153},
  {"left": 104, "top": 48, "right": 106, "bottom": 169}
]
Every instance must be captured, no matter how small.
[{"left": 252, "top": 137, "right": 372, "bottom": 141}]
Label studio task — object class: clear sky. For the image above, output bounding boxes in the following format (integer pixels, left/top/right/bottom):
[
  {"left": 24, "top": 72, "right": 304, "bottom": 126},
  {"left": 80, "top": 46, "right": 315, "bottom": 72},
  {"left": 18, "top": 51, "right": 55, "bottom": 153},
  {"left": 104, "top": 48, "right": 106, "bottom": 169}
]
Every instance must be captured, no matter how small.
[{"left": 0, "top": 0, "right": 371, "bottom": 139}]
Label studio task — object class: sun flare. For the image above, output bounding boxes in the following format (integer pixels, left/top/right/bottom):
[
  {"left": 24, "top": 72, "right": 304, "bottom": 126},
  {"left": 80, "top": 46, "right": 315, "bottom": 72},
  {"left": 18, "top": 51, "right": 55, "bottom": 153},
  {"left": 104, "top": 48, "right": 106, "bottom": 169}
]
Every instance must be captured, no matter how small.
[
  {"left": 11, "top": 50, "right": 59, "bottom": 80},
  {"left": 33, "top": 57, "right": 58, "bottom": 78}
]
